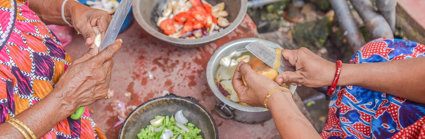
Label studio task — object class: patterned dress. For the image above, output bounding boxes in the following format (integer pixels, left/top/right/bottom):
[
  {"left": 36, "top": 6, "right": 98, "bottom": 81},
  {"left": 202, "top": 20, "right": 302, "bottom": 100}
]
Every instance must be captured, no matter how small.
[
  {"left": 321, "top": 39, "right": 425, "bottom": 139},
  {"left": 0, "top": 0, "right": 104, "bottom": 138}
]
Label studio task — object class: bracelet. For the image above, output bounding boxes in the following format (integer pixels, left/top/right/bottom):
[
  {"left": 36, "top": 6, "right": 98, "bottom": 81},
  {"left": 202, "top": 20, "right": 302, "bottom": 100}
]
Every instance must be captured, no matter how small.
[
  {"left": 264, "top": 87, "right": 292, "bottom": 109},
  {"left": 9, "top": 118, "right": 37, "bottom": 139},
  {"left": 61, "top": 0, "right": 72, "bottom": 26},
  {"left": 327, "top": 60, "right": 343, "bottom": 96},
  {"left": 6, "top": 120, "right": 31, "bottom": 139}
]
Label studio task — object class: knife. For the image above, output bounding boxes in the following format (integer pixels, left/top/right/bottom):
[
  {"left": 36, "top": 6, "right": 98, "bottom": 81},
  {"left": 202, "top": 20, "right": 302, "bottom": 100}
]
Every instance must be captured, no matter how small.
[
  {"left": 98, "top": 0, "right": 134, "bottom": 51},
  {"left": 70, "top": 0, "right": 134, "bottom": 120},
  {"left": 245, "top": 41, "right": 295, "bottom": 73}
]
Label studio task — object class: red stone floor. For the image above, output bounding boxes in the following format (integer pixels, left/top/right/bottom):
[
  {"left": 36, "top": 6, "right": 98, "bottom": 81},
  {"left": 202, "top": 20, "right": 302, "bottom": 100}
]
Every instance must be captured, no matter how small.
[{"left": 65, "top": 15, "right": 280, "bottom": 139}]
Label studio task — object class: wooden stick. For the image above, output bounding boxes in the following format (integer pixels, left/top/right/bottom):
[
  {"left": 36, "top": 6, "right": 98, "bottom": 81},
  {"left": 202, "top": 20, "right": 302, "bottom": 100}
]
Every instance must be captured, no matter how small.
[
  {"left": 376, "top": 0, "right": 397, "bottom": 31},
  {"left": 350, "top": 0, "right": 394, "bottom": 39},
  {"left": 329, "top": 0, "right": 365, "bottom": 51}
]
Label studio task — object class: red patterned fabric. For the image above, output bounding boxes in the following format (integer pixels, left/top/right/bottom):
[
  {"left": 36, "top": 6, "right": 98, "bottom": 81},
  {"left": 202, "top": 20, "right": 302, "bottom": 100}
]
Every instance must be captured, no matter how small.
[{"left": 321, "top": 39, "right": 425, "bottom": 139}]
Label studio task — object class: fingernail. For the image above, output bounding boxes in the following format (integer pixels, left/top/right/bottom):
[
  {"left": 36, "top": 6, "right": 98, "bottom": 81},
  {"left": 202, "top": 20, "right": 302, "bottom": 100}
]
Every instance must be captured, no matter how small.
[{"left": 117, "top": 39, "right": 123, "bottom": 43}]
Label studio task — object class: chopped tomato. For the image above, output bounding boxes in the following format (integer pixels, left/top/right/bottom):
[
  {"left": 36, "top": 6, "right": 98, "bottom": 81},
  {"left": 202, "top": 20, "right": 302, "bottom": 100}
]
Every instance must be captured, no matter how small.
[
  {"left": 192, "top": 11, "right": 206, "bottom": 22},
  {"left": 192, "top": 20, "right": 204, "bottom": 29},
  {"left": 203, "top": 3, "right": 212, "bottom": 14},
  {"left": 211, "top": 15, "right": 218, "bottom": 24},
  {"left": 182, "top": 21, "right": 193, "bottom": 34},
  {"left": 159, "top": 19, "right": 176, "bottom": 35},
  {"left": 190, "top": 6, "right": 206, "bottom": 14},
  {"left": 190, "top": 0, "right": 203, "bottom": 7},
  {"left": 173, "top": 12, "right": 189, "bottom": 25}
]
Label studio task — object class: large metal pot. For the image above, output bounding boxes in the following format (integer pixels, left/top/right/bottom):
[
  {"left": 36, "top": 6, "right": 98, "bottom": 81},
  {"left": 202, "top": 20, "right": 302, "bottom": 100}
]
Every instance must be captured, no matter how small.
[
  {"left": 119, "top": 94, "right": 218, "bottom": 139},
  {"left": 132, "top": 0, "right": 247, "bottom": 47},
  {"left": 206, "top": 38, "right": 297, "bottom": 124}
]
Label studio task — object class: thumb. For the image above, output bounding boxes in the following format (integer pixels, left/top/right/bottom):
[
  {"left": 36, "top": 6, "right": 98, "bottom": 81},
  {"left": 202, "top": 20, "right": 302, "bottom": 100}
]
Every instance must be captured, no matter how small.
[
  {"left": 275, "top": 71, "right": 304, "bottom": 85},
  {"left": 73, "top": 45, "right": 99, "bottom": 63},
  {"left": 93, "top": 39, "right": 123, "bottom": 63},
  {"left": 239, "top": 62, "right": 255, "bottom": 78}
]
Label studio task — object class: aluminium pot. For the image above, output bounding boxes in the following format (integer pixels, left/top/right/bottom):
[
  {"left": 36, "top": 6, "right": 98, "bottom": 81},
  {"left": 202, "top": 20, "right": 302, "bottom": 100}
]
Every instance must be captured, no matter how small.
[
  {"left": 119, "top": 94, "right": 218, "bottom": 139},
  {"left": 206, "top": 38, "right": 297, "bottom": 124},
  {"left": 132, "top": 0, "right": 247, "bottom": 47}
]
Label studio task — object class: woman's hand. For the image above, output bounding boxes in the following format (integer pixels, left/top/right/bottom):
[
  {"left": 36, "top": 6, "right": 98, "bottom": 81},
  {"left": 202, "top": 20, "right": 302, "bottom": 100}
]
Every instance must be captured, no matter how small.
[
  {"left": 275, "top": 47, "right": 335, "bottom": 88},
  {"left": 51, "top": 39, "right": 122, "bottom": 113},
  {"left": 232, "top": 62, "right": 289, "bottom": 107},
  {"left": 70, "top": 2, "right": 112, "bottom": 46}
]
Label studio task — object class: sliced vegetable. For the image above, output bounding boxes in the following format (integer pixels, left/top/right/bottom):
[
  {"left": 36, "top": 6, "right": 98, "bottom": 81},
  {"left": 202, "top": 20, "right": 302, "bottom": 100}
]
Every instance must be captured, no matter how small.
[
  {"left": 137, "top": 111, "right": 203, "bottom": 139},
  {"left": 174, "top": 110, "right": 188, "bottom": 124},
  {"left": 173, "top": 12, "right": 189, "bottom": 24},
  {"left": 159, "top": 19, "right": 176, "bottom": 35},
  {"left": 189, "top": 0, "right": 203, "bottom": 7},
  {"left": 192, "top": 21, "right": 204, "bottom": 29},
  {"left": 176, "top": 122, "right": 190, "bottom": 132},
  {"left": 150, "top": 116, "right": 164, "bottom": 127},
  {"left": 157, "top": 0, "right": 230, "bottom": 39}
]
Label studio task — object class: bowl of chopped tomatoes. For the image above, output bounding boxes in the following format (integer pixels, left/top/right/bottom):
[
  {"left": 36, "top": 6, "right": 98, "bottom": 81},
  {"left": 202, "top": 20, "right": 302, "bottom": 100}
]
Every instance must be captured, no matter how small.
[{"left": 133, "top": 0, "right": 247, "bottom": 47}]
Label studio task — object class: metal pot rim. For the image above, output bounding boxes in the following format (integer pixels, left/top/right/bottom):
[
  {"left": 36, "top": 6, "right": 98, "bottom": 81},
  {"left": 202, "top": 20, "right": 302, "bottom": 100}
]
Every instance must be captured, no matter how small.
[
  {"left": 132, "top": 0, "right": 248, "bottom": 46},
  {"left": 207, "top": 38, "right": 297, "bottom": 112}
]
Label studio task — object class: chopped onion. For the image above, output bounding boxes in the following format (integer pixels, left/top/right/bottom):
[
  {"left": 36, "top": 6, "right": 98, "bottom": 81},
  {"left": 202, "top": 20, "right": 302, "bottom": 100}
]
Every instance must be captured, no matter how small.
[
  {"left": 150, "top": 117, "right": 164, "bottom": 127},
  {"left": 176, "top": 122, "right": 190, "bottom": 132},
  {"left": 180, "top": 31, "right": 192, "bottom": 38},
  {"left": 160, "top": 129, "right": 173, "bottom": 139},
  {"left": 154, "top": 126, "right": 163, "bottom": 132},
  {"left": 174, "top": 110, "right": 188, "bottom": 124}
]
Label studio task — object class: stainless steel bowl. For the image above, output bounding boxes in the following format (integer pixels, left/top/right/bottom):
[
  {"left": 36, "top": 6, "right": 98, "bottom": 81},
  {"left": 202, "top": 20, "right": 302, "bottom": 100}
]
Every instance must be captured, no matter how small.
[
  {"left": 132, "top": 0, "right": 247, "bottom": 47},
  {"left": 206, "top": 38, "right": 297, "bottom": 124},
  {"left": 119, "top": 94, "right": 218, "bottom": 139}
]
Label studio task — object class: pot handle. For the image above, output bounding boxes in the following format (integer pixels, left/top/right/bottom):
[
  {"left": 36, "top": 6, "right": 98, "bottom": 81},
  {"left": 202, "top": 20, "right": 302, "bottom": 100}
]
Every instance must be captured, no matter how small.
[{"left": 214, "top": 102, "right": 234, "bottom": 119}]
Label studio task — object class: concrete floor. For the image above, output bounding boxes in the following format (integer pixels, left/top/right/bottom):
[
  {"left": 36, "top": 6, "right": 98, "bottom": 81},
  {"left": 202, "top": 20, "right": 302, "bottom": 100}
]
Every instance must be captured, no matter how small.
[{"left": 65, "top": 15, "right": 283, "bottom": 139}]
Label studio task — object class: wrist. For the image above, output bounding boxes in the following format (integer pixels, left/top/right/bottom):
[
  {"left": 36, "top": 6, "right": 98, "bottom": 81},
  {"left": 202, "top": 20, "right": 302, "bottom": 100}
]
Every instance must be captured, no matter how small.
[
  {"left": 337, "top": 63, "right": 361, "bottom": 86},
  {"left": 46, "top": 90, "right": 76, "bottom": 116},
  {"left": 267, "top": 91, "right": 292, "bottom": 109}
]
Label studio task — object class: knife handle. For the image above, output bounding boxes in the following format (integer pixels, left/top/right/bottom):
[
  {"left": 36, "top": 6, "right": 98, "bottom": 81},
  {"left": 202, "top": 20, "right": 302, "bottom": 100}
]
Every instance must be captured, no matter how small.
[{"left": 70, "top": 107, "right": 86, "bottom": 120}]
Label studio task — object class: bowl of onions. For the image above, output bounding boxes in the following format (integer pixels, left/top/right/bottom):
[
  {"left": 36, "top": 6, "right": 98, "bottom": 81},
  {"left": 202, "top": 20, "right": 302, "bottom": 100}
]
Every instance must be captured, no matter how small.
[
  {"left": 132, "top": 0, "right": 247, "bottom": 47},
  {"left": 119, "top": 94, "right": 218, "bottom": 139}
]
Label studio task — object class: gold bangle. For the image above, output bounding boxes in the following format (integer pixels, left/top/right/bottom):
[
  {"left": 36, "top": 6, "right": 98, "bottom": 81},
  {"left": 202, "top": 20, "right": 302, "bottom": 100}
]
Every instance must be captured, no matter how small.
[
  {"left": 264, "top": 87, "right": 292, "bottom": 109},
  {"left": 6, "top": 120, "right": 31, "bottom": 139},
  {"left": 9, "top": 118, "right": 37, "bottom": 139}
]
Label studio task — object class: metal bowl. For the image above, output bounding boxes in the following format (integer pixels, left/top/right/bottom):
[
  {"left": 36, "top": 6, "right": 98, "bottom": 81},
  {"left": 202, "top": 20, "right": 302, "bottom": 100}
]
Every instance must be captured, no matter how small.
[
  {"left": 119, "top": 94, "right": 218, "bottom": 139},
  {"left": 206, "top": 38, "right": 297, "bottom": 123},
  {"left": 132, "top": 0, "right": 247, "bottom": 47}
]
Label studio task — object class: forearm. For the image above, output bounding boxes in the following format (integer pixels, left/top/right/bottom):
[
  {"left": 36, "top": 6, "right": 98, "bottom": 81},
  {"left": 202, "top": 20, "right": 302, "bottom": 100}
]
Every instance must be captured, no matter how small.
[
  {"left": 268, "top": 92, "right": 320, "bottom": 139},
  {"left": 28, "top": 0, "right": 86, "bottom": 25},
  {"left": 0, "top": 91, "right": 74, "bottom": 138},
  {"left": 339, "top": 57, "right": 425, "bottom": 103}
]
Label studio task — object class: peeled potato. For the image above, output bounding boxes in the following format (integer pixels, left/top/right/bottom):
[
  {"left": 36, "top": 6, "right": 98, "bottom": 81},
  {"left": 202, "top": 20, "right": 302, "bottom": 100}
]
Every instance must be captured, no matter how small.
[
  {"left": 247, "top": 57, "right": 278, "bottom": 80},
  {"left": 243, "top": 48, "right": 281, "bottom": 85}
]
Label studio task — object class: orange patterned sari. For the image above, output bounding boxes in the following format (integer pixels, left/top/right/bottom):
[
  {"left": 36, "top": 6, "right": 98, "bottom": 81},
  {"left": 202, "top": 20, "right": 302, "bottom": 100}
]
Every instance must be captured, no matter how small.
[{"left": 0, "top": 0, "right": 105, "bottom": 138}]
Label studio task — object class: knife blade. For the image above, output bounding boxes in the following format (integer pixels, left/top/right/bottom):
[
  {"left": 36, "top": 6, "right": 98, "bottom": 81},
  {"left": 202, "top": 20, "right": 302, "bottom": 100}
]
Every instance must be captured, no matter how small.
[
  {"left": 98, "top": 0, "right": 134, "bottom": 52},
  {"left": 245, "top": 41, "right": 295, "bottom": 73}
]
